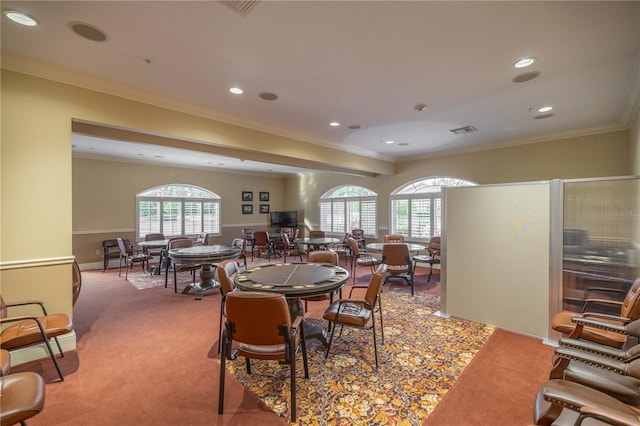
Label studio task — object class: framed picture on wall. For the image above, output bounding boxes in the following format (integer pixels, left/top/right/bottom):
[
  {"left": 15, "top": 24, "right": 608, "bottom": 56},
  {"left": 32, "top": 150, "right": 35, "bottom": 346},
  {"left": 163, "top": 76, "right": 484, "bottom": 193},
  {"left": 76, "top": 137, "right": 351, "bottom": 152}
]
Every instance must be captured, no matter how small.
[
  {"left": 259, "top": 192, "right": 270, "bottom": 202},
  {"left": 242, "top": 191, "right": 253, "bottom": 201},
  {"left": 259, "top": 204, "right": 270, "bottom": 214},
  {"left": 242, "top": 204, "right": 253, "bottom": 214}
]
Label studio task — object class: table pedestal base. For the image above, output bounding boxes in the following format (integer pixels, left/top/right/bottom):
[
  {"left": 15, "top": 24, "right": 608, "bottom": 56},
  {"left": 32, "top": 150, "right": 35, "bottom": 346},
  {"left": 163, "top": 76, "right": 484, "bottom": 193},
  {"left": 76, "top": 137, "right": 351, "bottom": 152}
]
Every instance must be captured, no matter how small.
[
  {"left": 181, "top": 264, "right": 220, "bottom": 300},
  {"left": 287, "top": 298, "right": 329, "bottom": 347}
]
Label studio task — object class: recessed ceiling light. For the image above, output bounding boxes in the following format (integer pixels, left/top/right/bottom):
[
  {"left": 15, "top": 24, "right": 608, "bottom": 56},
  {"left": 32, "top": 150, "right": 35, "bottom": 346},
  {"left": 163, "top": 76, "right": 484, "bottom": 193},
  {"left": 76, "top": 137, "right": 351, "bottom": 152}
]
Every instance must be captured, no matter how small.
[
  {"left": 258, "top": 92, "right": 278, "bottom": 101},
  {"left": 154, "top": 155, "right": 164, "bottom": 158},
  {"left": 385, "top": 140, "right": 395, "bottom": 144},
  {"left": 514, "top": 57, "right": 536, "bottom": 68},
  {"left": 69, "top": 22, "right": 108, "bottom": 42},
  {"left": 414, "top": 103, "right": 428, "bottom": 112},
  {"left": 3, "top": 10, "right": 38, "bottom": 26},
  {"left": 329, "top": 122, "right": 340, "bottom": 127},
  {"left": 538, "top": 106, "right": 553, "bottom": 113},
  {"left": 229, "top": 87, "right": 243, "bottom": 95}
]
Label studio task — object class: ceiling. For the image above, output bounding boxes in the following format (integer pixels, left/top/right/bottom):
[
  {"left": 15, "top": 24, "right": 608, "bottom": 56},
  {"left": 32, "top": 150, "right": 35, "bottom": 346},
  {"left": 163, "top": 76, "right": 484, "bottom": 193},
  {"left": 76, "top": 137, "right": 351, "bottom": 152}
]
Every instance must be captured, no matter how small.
[{"left": 2, "top": 1, "right": 639, "bottom": 175}]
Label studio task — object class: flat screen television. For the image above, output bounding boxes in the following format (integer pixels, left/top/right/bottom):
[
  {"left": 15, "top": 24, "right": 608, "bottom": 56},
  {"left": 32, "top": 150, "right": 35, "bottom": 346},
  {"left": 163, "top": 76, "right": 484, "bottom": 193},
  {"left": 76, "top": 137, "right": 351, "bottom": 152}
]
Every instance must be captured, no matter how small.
[{"left": 270, "top": 210, "right": 298, "bottom": 228}]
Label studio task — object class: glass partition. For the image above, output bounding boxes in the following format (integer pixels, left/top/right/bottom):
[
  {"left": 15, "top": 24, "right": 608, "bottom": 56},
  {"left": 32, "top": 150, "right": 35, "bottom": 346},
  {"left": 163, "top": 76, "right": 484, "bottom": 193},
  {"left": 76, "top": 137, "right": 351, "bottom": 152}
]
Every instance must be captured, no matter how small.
[{"left": 562, "top": 176, "right": 639, "bottom": 313}]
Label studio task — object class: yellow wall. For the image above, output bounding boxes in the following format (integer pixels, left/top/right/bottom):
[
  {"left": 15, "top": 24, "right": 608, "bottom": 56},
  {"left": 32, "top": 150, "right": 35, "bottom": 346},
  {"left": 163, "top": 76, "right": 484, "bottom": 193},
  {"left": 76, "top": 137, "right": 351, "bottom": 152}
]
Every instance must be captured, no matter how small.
[
  {"left": 72, "top": 157, "right": 288, "bottom": 265},
  {"left": 0, "top": 69, "right": 388, "bottom": 321},
  {"left": 632, "top": 106, "right": 640, "bottom": 175},
  {"left": 287, "top": 131, "right": 631, "bottom": 234}
]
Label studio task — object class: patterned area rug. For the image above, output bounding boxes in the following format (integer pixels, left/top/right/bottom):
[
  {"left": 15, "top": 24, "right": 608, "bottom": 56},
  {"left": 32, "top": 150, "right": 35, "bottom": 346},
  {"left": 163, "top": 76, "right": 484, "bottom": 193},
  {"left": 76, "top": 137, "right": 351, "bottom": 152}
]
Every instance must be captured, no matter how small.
[
  {"left": 223, "top": 288, "right": 495, "bottom": 425},
  {"left": 125, "top": 267, "right": 197, "bottom": 290}
]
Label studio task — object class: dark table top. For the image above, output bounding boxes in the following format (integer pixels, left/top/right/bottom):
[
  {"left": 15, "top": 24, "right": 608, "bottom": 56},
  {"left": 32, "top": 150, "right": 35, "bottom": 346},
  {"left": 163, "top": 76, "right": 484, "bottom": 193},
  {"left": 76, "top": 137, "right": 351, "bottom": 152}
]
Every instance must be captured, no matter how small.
[
  {"left": 234, "top": 262, "right": 349, "bottom": 297},
  {"left": 168, "top": 245, "right": 240, "bottom": 264}
]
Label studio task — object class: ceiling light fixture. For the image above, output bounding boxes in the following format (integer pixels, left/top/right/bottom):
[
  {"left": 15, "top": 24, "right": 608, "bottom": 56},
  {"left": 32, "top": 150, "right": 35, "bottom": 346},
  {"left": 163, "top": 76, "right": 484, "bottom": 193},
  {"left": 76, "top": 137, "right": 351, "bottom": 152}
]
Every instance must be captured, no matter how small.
[
  {"left": 414, "top": 103, "right": 428, "bottom": 112},
  {"left": 514, "top": 57, "right": 536, "bottom": 68},
  {"left": 258, "top": 92, "right": 278, "bottom": 101},
  {"left": 69, "top": 22, "right": 108, "bottom": 42},
  {"left": 329, "top": 122, "right": 340, "bottom": 127},
  {"left": 385, "top": 140, "right": 395, "bottom": 144},
  {"left": 449, "top": 125, "right": 478, "bottom": 135},
  {"left": 3, "top": 9, "right": 38, "bottom": 26},
  {"left": 229, "top": 87, "right": 243, "bottom": 95},
  {"left": 538, "top": 106, "right": 553, "bottom": 113}
]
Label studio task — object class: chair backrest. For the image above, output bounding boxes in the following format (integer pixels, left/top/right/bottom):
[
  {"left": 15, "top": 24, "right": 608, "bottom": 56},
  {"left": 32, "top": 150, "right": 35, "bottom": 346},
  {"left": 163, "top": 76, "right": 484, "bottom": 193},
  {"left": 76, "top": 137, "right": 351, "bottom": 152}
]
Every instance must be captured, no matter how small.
[
  {"left": 145, "top": 233, "right": 165, "bottom": 242},
  {"left": 281, "top": 232, "right": 293, "bottom": 247},
  {"left": 168, "top": 237, "right": 193, "bottom": 250},
  {"left": 309, "top": 230, "right": 325, "bottom": 238},
  {"left": 381, "top": 243, "right": 411, "bottom": 267},
  {"left": 242, "top": 228, "right": 254, "bottom": 240},
  {"left": 364, "top": 265, "right": 387, "bottom": 305},
  {"left": 351, "top": 229, "right": 364, "bottom": 239},
  {"left": 384, "top": 234, "right": 405, "bottom": 243},
  {"left": 217, "top": 259, "right": 239, "bottom": 295},
  {"left": 253, "top": 231, "right": 270, "bottom": 246},
  {"left": 231, "top": 238, "right": 246, "bottom": 254},
  {"left": 280, "top": 227, "right": 293, "bottom": 238},
  {"left": 293, "top": 228, "right": 300, "bottom": 239},
  {"left": 102, "top": 239, "right": 119, "bottom": 250},
  {"left": 620, "top": 278, "right": 640, "bottom": 319},
  {"left": 347, "top": 237, "right": 361, "bottom": 256},
  {"left": 428, "top": 236, "right": 441, "bottom": 255},
  {"left": 196, "top": 232, "right": 209, "bottom": 245},
  {"left": 225, "top": 292, "right": 291, "bottom": 346},
  {"left": 308, "top": 250, "right": 339, "bottom": 265},
  {"left": 117, "top": 237, "right": 133, "bottom": 256}
]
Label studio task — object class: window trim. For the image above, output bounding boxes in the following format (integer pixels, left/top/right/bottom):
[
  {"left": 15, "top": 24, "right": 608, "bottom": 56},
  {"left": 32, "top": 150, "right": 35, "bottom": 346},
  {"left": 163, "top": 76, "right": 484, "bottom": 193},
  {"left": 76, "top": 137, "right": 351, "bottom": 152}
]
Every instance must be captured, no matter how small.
[
  {"left": 136, "top": 184, "right": 221, "bottom": 240},
  {"left": 319, "top": 185, "right": 378, "bottom": 238}
]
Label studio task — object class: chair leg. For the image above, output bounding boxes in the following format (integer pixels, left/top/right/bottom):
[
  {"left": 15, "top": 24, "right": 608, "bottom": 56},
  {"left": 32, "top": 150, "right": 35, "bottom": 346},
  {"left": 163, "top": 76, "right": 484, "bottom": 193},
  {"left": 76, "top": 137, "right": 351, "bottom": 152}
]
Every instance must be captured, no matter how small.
[
  {"left": 173, "top": 268, "right": 178, "bottom": 293},
  {"left": 378, "top": 298, "right": 384, "bottom": 344},
  {"left": 217, "top": 295, "right": 226, "bottom": 354},
  {"left": 372, "top": 316, "right": 379, "bottom": 370},
  {"left": 218, "top": 330, "right": 227, "bottom": 414},
  {"left": 290, "top": 341, "right": 297, "bottom": 422}
]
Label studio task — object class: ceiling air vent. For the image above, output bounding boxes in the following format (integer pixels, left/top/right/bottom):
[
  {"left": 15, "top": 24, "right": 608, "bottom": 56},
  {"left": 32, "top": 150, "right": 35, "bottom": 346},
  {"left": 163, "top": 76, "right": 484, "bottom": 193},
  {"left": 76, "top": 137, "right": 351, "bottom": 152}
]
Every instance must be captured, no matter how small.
[
  {"left": 222, "top": 0, "right": 259, "bottom": 16},
  {"left": 449, "top": 125, "right": 477, "bottom": 135}
]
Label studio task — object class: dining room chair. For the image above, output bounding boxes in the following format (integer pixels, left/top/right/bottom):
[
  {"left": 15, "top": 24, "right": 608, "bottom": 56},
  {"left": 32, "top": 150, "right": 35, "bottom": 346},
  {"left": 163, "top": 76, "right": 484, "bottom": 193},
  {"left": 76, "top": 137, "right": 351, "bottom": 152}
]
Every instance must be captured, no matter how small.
[
  {"left": 1, "top": 349, "right": 10, "bottom": 377},
  {"left": 215, "top": 259, "right": 240, "bottom": 354},
  {"left": 195, "top": 232, "right": 209, "bottom": 245},
  {"left": 242, "top": 228, "right": 255, "bottom": 260},
  {"left": 347, "top": 237, "right": 381, "bottom": 283},
  {"left": 350, "top": 228, "right": 366, "bottom": 249},
  {"left": 281, "top": 232, "right": 304, "bottom": 263},
  {"left": 101, "top": 239, "right": 120, "bottom": 272},
  {"left": 218, "top": 291, "right": 309, "bottom": 422},
  {"left": 144, "top": 233, "right": 166, "bottom": 256},
  {"left": 231, "top": 238, "right": 247, "bottom": 269},
  {"left": 0, "top": 371, "right": 46, "bottom": 426},
  {"left": 252, "top": 230, "right": 274, "bottom": 260},
  {"left": 308, "top": 230, "right": 328, "bottom": 251},
  {"left": 552, "top": 277, "right": 640, "bottom": 348},
  {"left": 426, "top": 236, "right": 441, "bottom": 282},
  {"left": 383, "top": 234, "right": 405, "bottom": 243},
  {"left": 0, "top": 295, "right": 74, "bottom": 382},
  {"left": 533, "top": 378, "right": 640, "bottom": 426},
  {"left": 164, "top": 237, "right": 199, "bottom": 293},
  {"left": 329, "top": 232, "right": 351, "bottom": 267},
  {"left": 323, "top": 265, "right": 387, "bottom": 370},
  {"left": 116, "top": 238, "right": 152, "bottom": 280},
  {"left": 381, "top": 243, "right": 415, "bottom": 295},
  {"left": 303, "top": 250, "right": 340, "bottom": 311}
]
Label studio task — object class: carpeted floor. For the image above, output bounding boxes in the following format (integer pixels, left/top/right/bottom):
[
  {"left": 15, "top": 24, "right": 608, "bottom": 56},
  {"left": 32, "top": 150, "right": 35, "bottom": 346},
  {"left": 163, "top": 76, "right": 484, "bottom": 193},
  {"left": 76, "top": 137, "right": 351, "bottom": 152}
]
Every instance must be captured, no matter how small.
[
  {"left": 9, "top": 255, "right": 553, "bottom": 425},
  {"left": 224, "top": 286, "right": 494, "bottom": 425}
]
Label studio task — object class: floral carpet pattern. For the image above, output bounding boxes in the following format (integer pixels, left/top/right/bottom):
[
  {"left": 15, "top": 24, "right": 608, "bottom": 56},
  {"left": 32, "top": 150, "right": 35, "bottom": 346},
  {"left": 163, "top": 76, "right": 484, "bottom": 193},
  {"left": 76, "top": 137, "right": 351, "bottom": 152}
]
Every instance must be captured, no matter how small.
[{"left": 223, "top": 287, "right": 495, "bottom": 425}]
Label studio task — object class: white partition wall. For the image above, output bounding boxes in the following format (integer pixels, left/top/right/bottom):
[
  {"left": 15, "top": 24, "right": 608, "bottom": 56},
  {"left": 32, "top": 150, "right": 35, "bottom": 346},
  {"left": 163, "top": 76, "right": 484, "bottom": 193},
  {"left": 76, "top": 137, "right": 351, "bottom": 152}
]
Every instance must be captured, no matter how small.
[{"left": 443, "top": 182, "right": 551, "bottom": 339}]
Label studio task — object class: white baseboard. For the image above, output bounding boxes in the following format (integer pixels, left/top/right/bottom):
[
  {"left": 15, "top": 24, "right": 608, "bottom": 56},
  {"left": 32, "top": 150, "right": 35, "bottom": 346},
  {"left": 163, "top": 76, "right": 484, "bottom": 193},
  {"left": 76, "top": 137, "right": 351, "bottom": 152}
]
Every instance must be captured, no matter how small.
[{"left": 8, "top": 331, "right": 77, "bottom": 366}]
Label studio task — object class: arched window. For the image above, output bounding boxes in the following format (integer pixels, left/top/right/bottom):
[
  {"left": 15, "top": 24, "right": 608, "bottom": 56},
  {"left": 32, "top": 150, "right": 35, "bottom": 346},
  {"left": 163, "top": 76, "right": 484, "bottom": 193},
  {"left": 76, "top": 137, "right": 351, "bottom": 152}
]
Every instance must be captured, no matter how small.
[
  {"left": 390, "top": 177, "right": 476, "bottom": 241},
  {"left": 136, "top": 184, "right": 221, "bottom": 240},
  {"left": 319, "top": 185, "right": 378, "bottom": 237}
]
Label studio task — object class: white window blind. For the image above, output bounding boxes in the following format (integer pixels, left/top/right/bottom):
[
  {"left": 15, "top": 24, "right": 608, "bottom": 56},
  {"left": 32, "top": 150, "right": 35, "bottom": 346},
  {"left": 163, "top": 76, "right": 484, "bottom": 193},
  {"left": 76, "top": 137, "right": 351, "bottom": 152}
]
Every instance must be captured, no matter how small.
[
  {"left": 136, "top": 185, "right": 221, "bottom": 240},
  {"left": 319, "top": 185, "right": 378, "bottom": 238}
]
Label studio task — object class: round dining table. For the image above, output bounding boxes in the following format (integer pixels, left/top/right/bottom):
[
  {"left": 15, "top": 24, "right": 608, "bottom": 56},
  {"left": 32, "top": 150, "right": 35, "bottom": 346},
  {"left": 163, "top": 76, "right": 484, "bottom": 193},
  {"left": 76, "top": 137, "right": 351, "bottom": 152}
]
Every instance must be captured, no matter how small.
[
  {"left": 233, "top": 262, "right": 350, "bottom": 346},
  {"left": 137, "top": 239, "right": 170, "bottom": 275},
  {"left": 168, "top": 245, "right": 240, "bottom": 300},
  {"left": 294, "top": 237, "right": 339, "bottom": 251}
]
